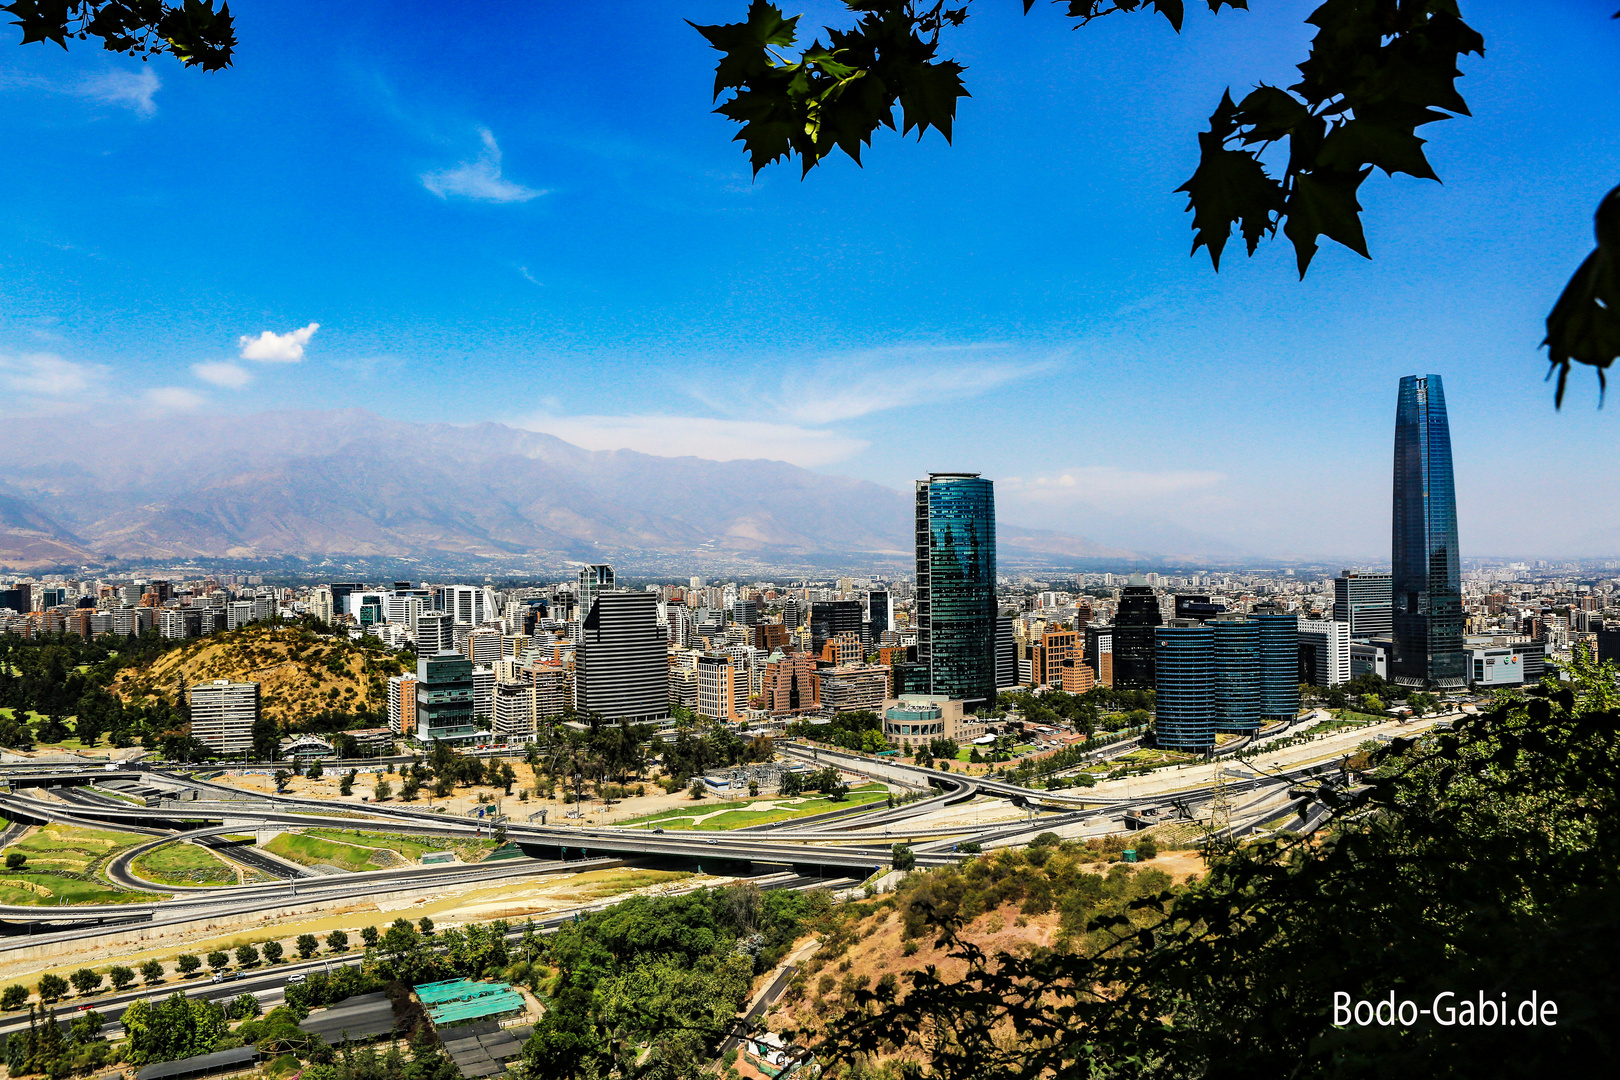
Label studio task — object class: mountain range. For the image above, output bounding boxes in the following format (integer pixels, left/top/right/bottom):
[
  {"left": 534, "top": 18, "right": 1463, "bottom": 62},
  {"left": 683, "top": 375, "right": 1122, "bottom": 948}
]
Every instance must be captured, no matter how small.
[{"left": 0, "top": 410, "right": 1135, "bottom": 573}]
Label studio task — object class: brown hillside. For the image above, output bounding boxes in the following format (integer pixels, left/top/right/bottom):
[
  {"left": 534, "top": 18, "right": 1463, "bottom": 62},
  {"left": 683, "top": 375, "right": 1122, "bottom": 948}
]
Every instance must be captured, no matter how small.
[{"left": 113, "top": 624, "right": 412, "bottom": 726}]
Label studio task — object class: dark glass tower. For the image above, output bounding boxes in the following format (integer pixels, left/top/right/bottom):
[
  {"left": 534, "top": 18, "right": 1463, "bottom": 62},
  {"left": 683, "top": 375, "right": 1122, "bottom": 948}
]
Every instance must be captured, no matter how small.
[
  {"left": 1154, "top": 620, "right": 1215, "bottom": 750},
  {"left": 1210, "top": 615, "right": 1260, "bottom": 733},
  {"left": 1252, "top": 603, "right": 1300, "bottom": 720},
  {"left": 1392, "top": 374, "right": 1465, "bottom": 688},
  {"left": 915, "top": 473, "right": 997, "bottom": 705},
  {"left": 1113, "top": 577, "right": 1162, "bottom": 689}
]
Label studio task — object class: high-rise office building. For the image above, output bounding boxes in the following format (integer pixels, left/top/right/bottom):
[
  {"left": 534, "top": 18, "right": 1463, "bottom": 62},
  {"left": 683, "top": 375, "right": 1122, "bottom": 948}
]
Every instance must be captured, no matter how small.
[
  {"left": 1298, "top": 618, "right": 1353, "bottom": 687},
  {"left": 578, "top": 565, "right": 615, "bottom": 617},
  {"left": 188, "top": 679, "right": 259, "bottom": 756},
  {"left": 914, "top": 472, "right": 998, "bottom": 705},
  {"left": 1174, "top": 595, "right": 1225, "bottom": 622},
  {"left": 995, "top": 615, "right": 1017, "bottom": 689},
  {"left": 328, "top": 583, "right": 364, "bottom": 618},
  {"left": 1392, "top": 374, "right": 1465, "bottom": 687},
  {"left": 1084, "top": 625, "right": 1114, "bottom": 687},
  {"left": 1113, "top": 577, "right": 1162, "bottom": 689},
  {"left": 1333, "top": 572, "right": 1393, "bottom": 637},
  {"left": 416, "top": 651, "right": 477, "bottom": 742},
  {"left": 865, "top": 590, "right": 891, "bottom": 643},
  {"left": 387, "top": 673, "right": 418, "bottom": 734},
  {"left": 1210, "top": 615, "right": 1259, "bottom": 733},
  {"left": 731, "top": 599, "right": 760, "bottom": 627},
  {"left": 415, "top": 612, "right": 452, "bottom": 655},
  {"left": 809, "top": 600, "right": 864, "bottom": 657},
  {"left": 1154, "top": 620, "right": 1215, "bottom": 750},
  {"left": 1253, "top": 603, "right": 1300, "bottom": 719},
  {"left": 574, "top": 591, "right": 669, "bottom": 727}
]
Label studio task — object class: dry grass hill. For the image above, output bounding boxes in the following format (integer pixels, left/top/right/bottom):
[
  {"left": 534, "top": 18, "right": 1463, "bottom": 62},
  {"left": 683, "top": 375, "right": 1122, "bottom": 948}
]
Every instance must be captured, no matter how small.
[{"left": 114, "top": 624, "right": 412, "bottom": 725}]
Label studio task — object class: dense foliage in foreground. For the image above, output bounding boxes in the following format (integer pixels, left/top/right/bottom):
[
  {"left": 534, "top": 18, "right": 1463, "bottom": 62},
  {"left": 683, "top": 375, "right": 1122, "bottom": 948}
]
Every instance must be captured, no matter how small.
[{"left": 813, "top": 652, "right": 1620, "bottom": 1078}]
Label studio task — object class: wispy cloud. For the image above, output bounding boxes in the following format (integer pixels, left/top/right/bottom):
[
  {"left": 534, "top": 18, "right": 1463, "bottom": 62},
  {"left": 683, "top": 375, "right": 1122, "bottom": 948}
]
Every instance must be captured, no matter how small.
[
  {"left": 78, "top": 68, "right": 161, "bottom": 118},
  {"left": 422, "top": 128, "right": 545, "bottom": 203},
  {"left": 517, "top": 413, "right": 868, "bottom": 468},
  {"left": 143, "top": 386, "right": 206, "bottom": 411},
  {"left": 239, "top": 323, "right": 319, "bottom": 363},
  {"left": 0, "top": 352, "right": 99, "bottom": 398},
  {"left": 192, "top": 361, "right": 252, "bottom": 388},
  {"left": 780, "top": 348, "right": 1048, "bottom": 424},
  {"left": 1000, "top": 467, "right": 1227, "bottom": 506},
  {"left": 517, "top": 265, "right": 543, "bottom": 287}
]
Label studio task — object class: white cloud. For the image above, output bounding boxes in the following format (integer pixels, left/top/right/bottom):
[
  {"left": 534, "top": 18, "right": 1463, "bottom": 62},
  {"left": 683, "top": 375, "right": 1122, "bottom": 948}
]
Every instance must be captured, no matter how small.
[
  {"left": 518, "top": 413, "right": 867, "bottom": 468},
  {"left": 776, "top": 346, "right": 1054, "bottom": 424},
  {"left": 143, "top": 386, "right": 206, "bottom": 411},
  {"left": 77, "top": 69, "right": 160, "bottom": 118},
  {"left": 239, "top": 323, "right": 319, "bottom": 363},
  {"left": 192, "top": 361, "right": 252, "bottom": 388},
  {"left": 0, "top": 352, "right": 98, "bottom": 397},
  {"left": 1000, "top": 467, "right": 1227, "bottom": 506},
  {"left": 422, "top": 128, "right": 545, "bottom": 203}
]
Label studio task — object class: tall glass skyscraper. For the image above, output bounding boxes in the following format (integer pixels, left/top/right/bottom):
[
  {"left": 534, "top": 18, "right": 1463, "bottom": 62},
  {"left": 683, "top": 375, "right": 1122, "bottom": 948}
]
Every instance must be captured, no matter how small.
[
  {"left": 1392, "top": 374, "right": 1466, "bottom": 688},
  {"left": 1154, "top": 620, "right": 1215, "bottom": 750},
  {"left": 914, "top": 473, "right": 998, "bottom": 705},
  {"left": 1113, "top": 576, "right": 1162, "bottom": 689}
]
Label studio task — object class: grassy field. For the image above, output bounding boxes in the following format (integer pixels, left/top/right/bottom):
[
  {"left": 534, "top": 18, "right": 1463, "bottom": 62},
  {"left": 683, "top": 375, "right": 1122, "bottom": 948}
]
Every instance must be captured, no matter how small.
[
  {"left": 264, "top": 832, "right": 402, "bottom": 872},
  {"left": 615, "top": 782, "right": 888, "bottom": 831},
  {"left": 0, "top": 824, "right": 163, "bottom": 905},
  {"left": 563, "top": 868, "right": 694, "bottom": 898},
  {"left": 130, "top": 841, "right": 237, "bottom": 886},
  {"left": 304, "top": 828, "right": 493, "bottom": 863}
]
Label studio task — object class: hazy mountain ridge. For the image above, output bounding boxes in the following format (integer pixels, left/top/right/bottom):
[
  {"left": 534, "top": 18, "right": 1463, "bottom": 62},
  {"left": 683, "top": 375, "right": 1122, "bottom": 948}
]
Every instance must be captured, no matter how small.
[{"left": 0, "top": 411, "right": 1130, "bottom": 571}]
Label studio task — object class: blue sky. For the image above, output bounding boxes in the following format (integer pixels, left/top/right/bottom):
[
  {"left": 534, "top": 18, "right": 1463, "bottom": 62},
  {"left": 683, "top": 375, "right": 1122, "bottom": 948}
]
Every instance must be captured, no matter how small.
[{"left": 1, "top": 1, "right": 1616, "bottom": 560}]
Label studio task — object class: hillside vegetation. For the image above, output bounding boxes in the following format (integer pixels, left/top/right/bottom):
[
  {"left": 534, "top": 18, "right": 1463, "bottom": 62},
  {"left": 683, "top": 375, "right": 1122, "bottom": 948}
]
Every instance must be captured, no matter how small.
[{"left": 113, "top": 623, "right": 412, "bottom": 726}]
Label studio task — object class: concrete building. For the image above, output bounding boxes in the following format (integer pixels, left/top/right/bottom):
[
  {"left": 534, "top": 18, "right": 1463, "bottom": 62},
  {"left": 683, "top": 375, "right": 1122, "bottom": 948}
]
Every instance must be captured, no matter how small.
[
  {"left": 388, "top": 673, "right": 418, "bottom": 734},
  {"left": 764, "top": 650, "right": 819, "bottom": 714},
  {"left": 574, "top": 590, "right": 670, "bottom": 728},
  {"left": 1334, "top": 572, "right": 1393, "bottom": 637},
  {"left": 1298, "top": 619, "right": 1353, "bottom": 687},
  {"left": 188, "top": 679, "right": 259, "bottom": 757},
  {"left": 697, "top": 655, "right": 746, "bottom": 721},
  {"left": 493, "top": 681, "right": 537, "bottom": 743},
  {"left": 880, "top": 695, "right": 988, "bottom": 750},
  {"left": 818, "top": 664, "right": 891, "bottom": 713},
  {"left": 472, "top": 665, "right": 495, "bottom": 723},
  {"left": 464, "top": 626, "right": 503, "bottom": 667},
  {"left": 415, "top": 612, "right": 452, "bottom": 655}
]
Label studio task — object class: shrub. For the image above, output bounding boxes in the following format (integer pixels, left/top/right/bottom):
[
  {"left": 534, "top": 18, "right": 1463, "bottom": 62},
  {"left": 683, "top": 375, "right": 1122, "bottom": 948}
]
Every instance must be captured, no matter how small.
[
  {"left": 263, "top": 940, "right": 284, "bottom": 964},
  {"left": 235, "top": 944, "right": 260, "bottom": 968},
  {"left": 4, "top": 851, "right": 25, "bottom": 869},
  {"left": 230, "top": 993, "right": 262, "bottom": 1020},
  {"left": 326, "top": 930, "right": 348, "bottom": 954},
  {"left": 360, "top": 926, "right": 380, "bottom": 947},
  {"left": 176, "top": 954, "right": 202, "bottom": 976},
  {"left": 69, "top": 968, "right": 103, "bottom": 996},
  {"left": 207, "top": 950, "right": 230, "bottom": 971},
  {"left": 296, "top": 935, "right": 319, "bottom": 960},
  {"left": 1, "top": 984, "right": 28, "bottom": 1010},
  {"left": 141, "top": 960, "right": 165, "bottom": 985},
  {"left": 108, "top": 965, "right": 136, "bottom": 991}
]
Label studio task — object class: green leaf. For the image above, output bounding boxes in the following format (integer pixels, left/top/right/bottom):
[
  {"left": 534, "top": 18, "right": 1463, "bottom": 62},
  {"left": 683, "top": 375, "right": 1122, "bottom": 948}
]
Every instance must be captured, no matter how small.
[
  {"left": 1177, "top": 92, "right": 1284, "bottom": 269},
  {"left": 1317, "top": 117, "right": 1438, "bottom": 180},
  {"left": 1282, "top": 166, "right": 1372, "bottom": 277},
  {"left": 897, "top": 57, "right": 969, "bottom": 141},
  {"left": 1544, "top": 184, "right": 1620, "bottom": 406},
  {"left": 1233, "top": 84, "right": 1309, "bottom": 143},
  {"left": 690, "top": 0, "right": 800, "bottom": 98}
]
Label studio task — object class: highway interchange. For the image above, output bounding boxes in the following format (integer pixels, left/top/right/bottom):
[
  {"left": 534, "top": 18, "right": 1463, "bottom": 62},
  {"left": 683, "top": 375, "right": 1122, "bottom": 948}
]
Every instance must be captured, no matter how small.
[{"left": 0, "top": 711, "right": 1451, "bottom": 1027}]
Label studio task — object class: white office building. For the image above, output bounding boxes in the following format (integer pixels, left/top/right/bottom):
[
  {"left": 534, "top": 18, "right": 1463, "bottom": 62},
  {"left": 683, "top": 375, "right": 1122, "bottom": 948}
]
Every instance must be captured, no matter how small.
[
  {"left": 1298, "top": 619, "right": 1352, "bottom": 687},
  {"left": 189, "top": 679, "right": 260, "bottom": 756}
]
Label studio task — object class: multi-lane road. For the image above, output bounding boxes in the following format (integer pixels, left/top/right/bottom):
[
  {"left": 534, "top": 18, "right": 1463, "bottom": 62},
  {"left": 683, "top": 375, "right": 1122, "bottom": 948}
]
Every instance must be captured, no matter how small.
[{"left": 0, "top": 715, "right": 1430, "bottom": 942}]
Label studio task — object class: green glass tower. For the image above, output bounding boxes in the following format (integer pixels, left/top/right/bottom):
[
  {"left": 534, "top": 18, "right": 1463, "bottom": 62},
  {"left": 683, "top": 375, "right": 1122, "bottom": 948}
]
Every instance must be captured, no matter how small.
[{"left": 914, "top": 472, "right": 997, "bottom": 705}]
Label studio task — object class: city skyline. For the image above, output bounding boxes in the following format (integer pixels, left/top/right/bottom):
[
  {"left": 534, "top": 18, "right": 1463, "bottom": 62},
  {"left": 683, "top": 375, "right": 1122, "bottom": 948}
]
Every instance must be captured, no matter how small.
[{"left": 1, "top": 5, "right": 1617, "bottom": 561}]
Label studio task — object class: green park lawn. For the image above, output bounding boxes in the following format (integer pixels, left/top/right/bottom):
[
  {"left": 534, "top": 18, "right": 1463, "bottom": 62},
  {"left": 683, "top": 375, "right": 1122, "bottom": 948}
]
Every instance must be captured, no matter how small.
[
  {"left": 264, "top": 832, "right": 402, "bottom": 872},
  {"left": 130, "top": 841, "right": 237, "bottom": 886},
  {"left": 304, "top": 828, "right": 489, "bottom": 863},
  {"left": 0, "top": 824, "right": 164, "bottom": 905}
]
